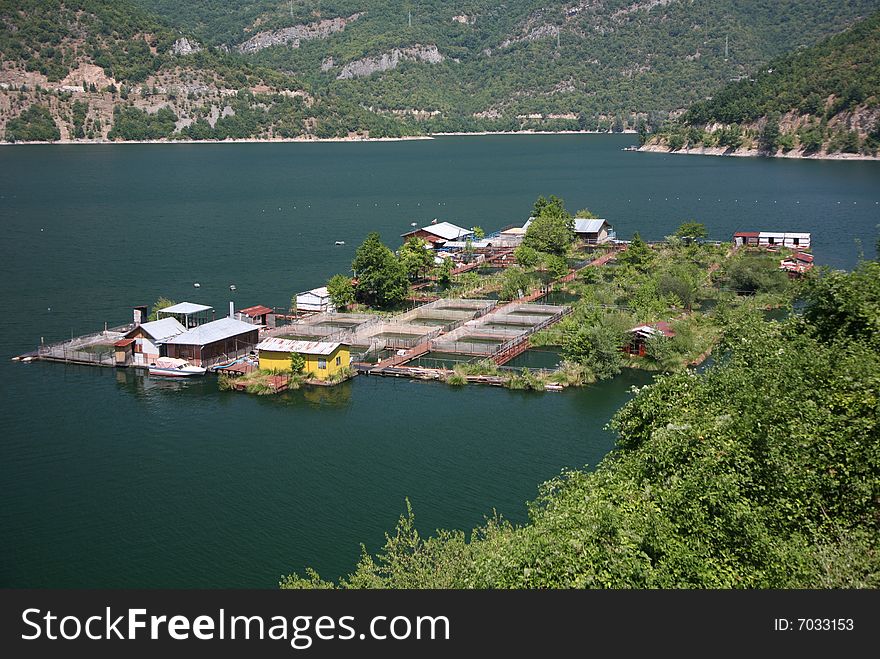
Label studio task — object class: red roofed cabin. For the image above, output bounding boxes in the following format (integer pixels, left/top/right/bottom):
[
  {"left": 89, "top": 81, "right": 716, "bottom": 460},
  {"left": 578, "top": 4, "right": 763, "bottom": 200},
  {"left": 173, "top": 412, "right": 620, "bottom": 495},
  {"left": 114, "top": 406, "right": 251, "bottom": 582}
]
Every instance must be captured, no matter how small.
[
  {"left": 779, "top": 252, "right": 814, "bottom": 277},
  {"left": 114, "top": 338, "right": 135, "bottom": 366},
  {"left": 624, "top": 322, "right": 676, "bottom": 357},
  {"left": 238, "top": 304, "right": 275, "bottom": 328},
  {"left": 733, "top": 232, "right": 760, "bottom": 248}
]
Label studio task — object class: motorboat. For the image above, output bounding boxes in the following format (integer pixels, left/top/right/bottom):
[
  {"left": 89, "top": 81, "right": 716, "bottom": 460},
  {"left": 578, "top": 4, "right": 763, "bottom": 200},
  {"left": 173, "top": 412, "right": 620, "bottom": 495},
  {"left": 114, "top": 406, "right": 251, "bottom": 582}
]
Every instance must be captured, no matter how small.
[
  {"left": 148, "top": 357, "right": 207, "bottom": 377},
  {"left": 334, "top": 240, "right": 345, "bottom": 245}
]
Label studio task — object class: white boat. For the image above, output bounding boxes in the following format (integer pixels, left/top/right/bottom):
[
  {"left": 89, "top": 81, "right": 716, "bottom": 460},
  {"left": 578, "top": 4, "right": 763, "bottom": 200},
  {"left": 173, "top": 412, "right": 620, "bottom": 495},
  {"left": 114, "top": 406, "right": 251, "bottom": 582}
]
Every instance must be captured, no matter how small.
[
  {"left": 149, "top": 357, "right": 207, "bottom": 377},
  {"left": 334, "top": 240, "right": 345, "bottom": 245}
]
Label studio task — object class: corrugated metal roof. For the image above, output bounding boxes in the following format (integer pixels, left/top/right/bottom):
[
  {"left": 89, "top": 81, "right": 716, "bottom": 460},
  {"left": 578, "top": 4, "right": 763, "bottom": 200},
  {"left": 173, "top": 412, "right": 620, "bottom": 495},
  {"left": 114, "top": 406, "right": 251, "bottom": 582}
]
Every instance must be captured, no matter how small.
[
  {"left": 128, "top": 317, "right": 186, "bottom": 342},
  {"left": 239, "top": 305, "right": 273, "bottom": 317},
  {"left": 574, "top": 218, "right": 608, "bottom": 234},
  {"left": 629, "top": 323, "right": 675, "bottom": 338},
  {"left": 297, "top": 286, "right": 330, "bottom": 298},
  {"left": 165, "top": 317, "right": 257, "bottom": 346},
  {"left": 256, "top": 337, "right": 345, "bottom": 356},
  {"left": 420, "top": 222, "right": 473, "bottom": 241},
  {"left": 758, "top": 231, "right": 811, "bottom": 238},
  {"left": 159, "top": 301, "right": 213, "bottom": 315}
]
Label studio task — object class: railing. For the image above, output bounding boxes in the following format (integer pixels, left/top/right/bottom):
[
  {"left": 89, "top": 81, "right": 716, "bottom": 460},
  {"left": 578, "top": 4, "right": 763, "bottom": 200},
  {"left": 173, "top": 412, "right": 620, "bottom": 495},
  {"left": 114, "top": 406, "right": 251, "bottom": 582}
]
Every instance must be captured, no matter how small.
[
  {"left": 38, "top": 346, "right": 116, "bottom": 366},
  {"left": 203, "top": 346, "right": 254, "bottom": 368},
  {"left": 379, "top": 327, "right": 442, "bottom": 351},
  {"left": 37, "top": 324, "right": 131, "bottom": 353},
  {"left": 488, "top": 306, "right": 572, "bottom": 363}
]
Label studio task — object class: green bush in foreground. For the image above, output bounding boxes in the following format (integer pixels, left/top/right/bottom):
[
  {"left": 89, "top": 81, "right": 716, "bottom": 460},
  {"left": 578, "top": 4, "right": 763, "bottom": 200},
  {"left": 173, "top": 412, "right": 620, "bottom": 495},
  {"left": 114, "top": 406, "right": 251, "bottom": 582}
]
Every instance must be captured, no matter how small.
[{"left": 281, "top": 259, "right": 880, "bottom": 589}]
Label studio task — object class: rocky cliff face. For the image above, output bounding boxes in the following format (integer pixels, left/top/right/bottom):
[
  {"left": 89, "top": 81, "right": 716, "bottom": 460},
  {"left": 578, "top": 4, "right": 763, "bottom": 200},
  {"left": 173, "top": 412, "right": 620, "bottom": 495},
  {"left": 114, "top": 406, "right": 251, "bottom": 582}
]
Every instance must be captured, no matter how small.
[
  {"left": 169, "top": 37, "right": 202, "bottom": 56},
  {"left": 0, "top": 62, "right": 313, "bottom": 142},
  {"left": 335, "top": 45, "right": 444, "bottom": 80},
  {"left": 237, "top": 13, "right": 363, "bottom": 54}
]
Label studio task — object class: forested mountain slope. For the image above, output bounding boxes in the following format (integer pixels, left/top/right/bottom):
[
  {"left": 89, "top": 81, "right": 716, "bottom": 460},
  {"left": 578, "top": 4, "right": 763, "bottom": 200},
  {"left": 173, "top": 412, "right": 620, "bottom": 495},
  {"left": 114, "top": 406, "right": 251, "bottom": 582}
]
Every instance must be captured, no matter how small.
[
  {"left": 3, "top": 1, "right": 879, "bottom": 140},
  {"left": 643, "top": 12, "right": 880, "bottom": 157}
]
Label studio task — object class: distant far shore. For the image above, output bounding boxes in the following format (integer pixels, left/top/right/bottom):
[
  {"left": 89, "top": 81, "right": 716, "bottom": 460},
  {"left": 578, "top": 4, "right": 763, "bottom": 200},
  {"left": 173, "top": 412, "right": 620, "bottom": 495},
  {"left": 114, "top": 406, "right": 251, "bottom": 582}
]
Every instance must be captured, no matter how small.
[
  {"left": 0, "top": 130, "right": 635, "bottom": 146},
  {"left": 0, "top": 135, "right": 433, "bottom": 146},
  {"left": 432, "top": 130, "right": 637, "bottom": 136},
  {"left": 637, "top": 142, "right": 880, "bottom": 162}
]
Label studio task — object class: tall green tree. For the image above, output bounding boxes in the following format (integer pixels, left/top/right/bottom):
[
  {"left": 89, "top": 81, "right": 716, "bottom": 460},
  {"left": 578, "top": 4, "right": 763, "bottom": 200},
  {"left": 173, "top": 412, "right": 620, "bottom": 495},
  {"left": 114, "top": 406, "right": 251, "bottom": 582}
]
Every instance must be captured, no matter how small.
[
  {"left": 523, "top": 196, "right": 575, "bottom": 256},
  {"left": 618, "top": 233, "right": 652, "bottom": 270},
  {"left": 500, "top": 267, "right": 534, "bottom": 300},
  {"left": 148, "top": 296, "right": 176, "bottom": 321},
  {"left": 326, "top": 274, "right": 355, "bottom": 309},
  {"left": 514, "top": 244, "right": 540, "bottom": 268},
  {"left": 352, "top": 233, "right": 409, "bottom": 308},
  {"left": 398, "top": 237, "right": 434, "bottom": 280},
  {"left": 674, "top": 221, "right": 708, "bottom": 240}
]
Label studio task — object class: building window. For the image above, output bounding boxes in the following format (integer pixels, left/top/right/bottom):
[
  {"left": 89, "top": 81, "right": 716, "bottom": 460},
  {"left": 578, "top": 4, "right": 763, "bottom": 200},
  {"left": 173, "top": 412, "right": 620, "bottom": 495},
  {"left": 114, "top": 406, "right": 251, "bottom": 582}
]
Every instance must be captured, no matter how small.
[
  {"left": 318, "top": 359, "right": 327, "bottom": 369},
  {"left": 335, "top": 356, "right": 341, "bottom": 366}
]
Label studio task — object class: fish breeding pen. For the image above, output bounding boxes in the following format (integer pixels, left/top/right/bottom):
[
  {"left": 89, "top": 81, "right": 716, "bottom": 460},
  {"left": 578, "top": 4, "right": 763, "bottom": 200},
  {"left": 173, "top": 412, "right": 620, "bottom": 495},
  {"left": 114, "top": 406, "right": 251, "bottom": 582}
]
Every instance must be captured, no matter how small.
[
  {"left": 272, "top": 312, "right": 380, "bottom": 343},
  {"left": 430, "top": 303, "right": 570, "bottom": 363},
  {"left": 395, "top": 298, "right": 496, "bottom": 332},
  {"left": 34, "top": 325, "right": 132, "bottom": 366},
  {"left": 352, "top": 323, "right": 442, "bottom": 352}
]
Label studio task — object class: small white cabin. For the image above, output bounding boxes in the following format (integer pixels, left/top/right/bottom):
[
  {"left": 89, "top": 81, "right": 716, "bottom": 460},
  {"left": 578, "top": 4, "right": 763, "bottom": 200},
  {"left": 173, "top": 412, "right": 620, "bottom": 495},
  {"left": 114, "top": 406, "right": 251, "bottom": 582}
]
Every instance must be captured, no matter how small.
[
  {"left": 758, "top": 232, "right": 811, "bottom": 249},
  {"left": 296, "top": 286, "right": 334, "bottom": 313}
]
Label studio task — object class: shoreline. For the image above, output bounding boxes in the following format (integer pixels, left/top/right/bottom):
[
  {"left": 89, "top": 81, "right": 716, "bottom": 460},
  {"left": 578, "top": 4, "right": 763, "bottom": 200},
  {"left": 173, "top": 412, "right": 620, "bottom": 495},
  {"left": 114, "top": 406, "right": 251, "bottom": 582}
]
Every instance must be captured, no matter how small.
[
  {"left": 432, "top": 130, "right": 636, "bottom": 136},
  {"left": 0, "top": 130, "right": 635, "bottom": 146},
  {"left": 637, "top": 143, "right": 880, "bottom": 162}
]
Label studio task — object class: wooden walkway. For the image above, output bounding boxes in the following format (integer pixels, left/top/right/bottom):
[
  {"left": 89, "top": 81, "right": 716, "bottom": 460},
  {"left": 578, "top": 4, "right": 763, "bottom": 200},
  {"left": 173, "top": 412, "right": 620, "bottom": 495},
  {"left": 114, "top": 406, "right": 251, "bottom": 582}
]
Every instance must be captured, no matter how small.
[
  {"left": 360, "top": 246, "right": 617, "bottom": 374},
  {"left": 492, "top": 336, "right": 531, "bottom": 365},
  {"left": 371, "top": 340, "right": 431, "bottom": 370}
]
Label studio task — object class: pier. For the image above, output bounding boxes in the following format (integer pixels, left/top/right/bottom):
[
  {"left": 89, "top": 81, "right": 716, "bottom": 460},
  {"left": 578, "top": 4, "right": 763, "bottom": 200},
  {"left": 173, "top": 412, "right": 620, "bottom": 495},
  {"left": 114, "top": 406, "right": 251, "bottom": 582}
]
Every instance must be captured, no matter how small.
[{"left": 15, "top": 236, "right": 621, "bottom": 390}]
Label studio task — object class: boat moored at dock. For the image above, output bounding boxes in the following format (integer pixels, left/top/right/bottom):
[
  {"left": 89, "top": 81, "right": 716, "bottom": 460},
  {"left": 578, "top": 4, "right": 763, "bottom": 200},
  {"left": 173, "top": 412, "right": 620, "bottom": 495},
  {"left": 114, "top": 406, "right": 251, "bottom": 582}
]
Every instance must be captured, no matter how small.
[{"left": 148, "top": 357, "right": 207, "bottom": 377}]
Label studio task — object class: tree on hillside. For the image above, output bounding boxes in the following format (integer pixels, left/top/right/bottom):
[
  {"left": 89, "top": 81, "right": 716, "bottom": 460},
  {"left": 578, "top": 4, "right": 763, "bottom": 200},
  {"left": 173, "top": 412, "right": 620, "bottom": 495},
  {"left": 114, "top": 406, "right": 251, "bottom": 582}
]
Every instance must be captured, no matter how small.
[
  {"left": 5, "top": 105, "right": 60, "bottom": 142},
  {"left": 759, "top": 112, "right": 781, "bottom": 153},
  {"left": 618, "top": 232, "right": 652, "bottom": 270},
  {"left": 636, "top": 117, "right": 649, "bottom": 145},
  {"left": 801, "top": 260, "right": 880, "bottom": 347},
  {"left": 725, "top": 255, "right": 789, "bottom": 294},
  {"left": 326, "top": 274, "right": 355, "bottom": 310},
  {"left": 575, "top": 208, "right": 598, "bottom": 219},
  {"left": 351, "top": 233, "right": 409, "bottom": 308},
  {"left": 523, "top": 195, "right": 575, "bottom": 256}
]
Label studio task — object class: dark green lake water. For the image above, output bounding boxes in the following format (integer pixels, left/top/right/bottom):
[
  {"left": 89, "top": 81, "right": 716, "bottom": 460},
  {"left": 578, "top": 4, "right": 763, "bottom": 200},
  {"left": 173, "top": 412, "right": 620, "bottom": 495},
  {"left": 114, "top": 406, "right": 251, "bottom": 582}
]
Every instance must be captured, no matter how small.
[{"left": 1, "top": 135, "right": 878, "bottom": 588}]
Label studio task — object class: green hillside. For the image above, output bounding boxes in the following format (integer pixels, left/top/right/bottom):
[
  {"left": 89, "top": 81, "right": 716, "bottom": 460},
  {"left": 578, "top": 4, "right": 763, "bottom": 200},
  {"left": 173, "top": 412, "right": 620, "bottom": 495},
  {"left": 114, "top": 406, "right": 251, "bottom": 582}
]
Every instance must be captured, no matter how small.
[
  {"left": 647, "top": 12, "right": 880, "bottom": 156},
  {"left": 133, "top": 0, "right": 880, "bottom": 128},
  {"left": 281, "top": 260, "right": 880, "bottom": 589},
  {"left": 3, "top": 1, "right": 880, "bottom": 139}
]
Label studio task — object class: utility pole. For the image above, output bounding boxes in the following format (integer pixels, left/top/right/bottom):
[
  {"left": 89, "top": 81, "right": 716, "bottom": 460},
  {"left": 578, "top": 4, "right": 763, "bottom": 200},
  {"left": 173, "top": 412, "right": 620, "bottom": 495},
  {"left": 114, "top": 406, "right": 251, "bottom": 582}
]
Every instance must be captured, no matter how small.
[{"left": 725, "top": 34, "right": 729, "bottom": 60}]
